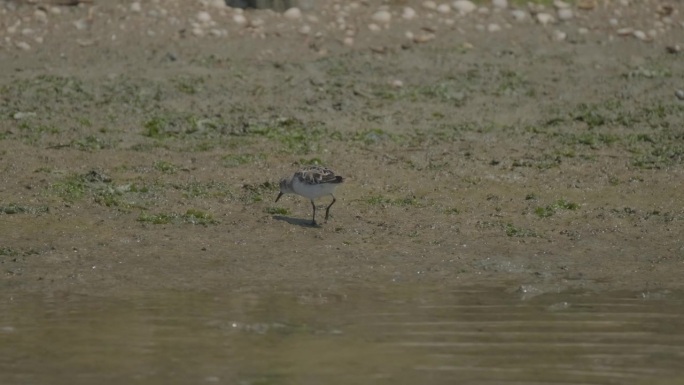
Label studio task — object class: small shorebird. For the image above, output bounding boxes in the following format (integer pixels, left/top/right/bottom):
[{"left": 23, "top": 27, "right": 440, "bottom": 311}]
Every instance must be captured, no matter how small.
[{"left": 275, "top": 166, "right": 344, "bottom": 226}]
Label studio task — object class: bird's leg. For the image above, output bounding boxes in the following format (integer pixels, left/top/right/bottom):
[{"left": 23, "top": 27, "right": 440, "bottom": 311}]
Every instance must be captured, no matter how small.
[
  {"left": 325, "top": 195, "right": 337, "bottom": 220},
  {"left": 310, "top": 200, "right": 317, "bottom": 226}
]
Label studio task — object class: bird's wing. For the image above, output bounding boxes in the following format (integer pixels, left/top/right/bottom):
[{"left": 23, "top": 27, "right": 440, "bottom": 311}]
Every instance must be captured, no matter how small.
[{"left": 295, "top": 166, "right": 343, "bottom": 185}]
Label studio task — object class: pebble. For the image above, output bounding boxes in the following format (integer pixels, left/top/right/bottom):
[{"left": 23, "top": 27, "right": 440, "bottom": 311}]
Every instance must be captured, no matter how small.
[
  {"left": 557, "top": 8, "right": 573, "bottom": 21},
  {"left": 15, "top": 41, "right": 31, "bottom": 51},
  {"left": 536, "top": 13, "right": 555, "bottom": 26},
  {"left": 343, "top": 37, "right": 354, "bottom": 46},
  {"left": 452, "top": 0, "right": 476, "bottom": 15},
  {"left": 283, "top": 7, "right": 302, "bottom": 20},
  {"left": 298, "top": 25, "right": 311, "bottom": 35},
  {"left": 249, "top": 18, "right": 264, "bottom": 28},
  {"left": 368, "top": 23, "right": 381, "bottom": 32},
  {"left": 666, "top": 44, "right": 681, "bottom": 54},
  {"left": 632, "top": 30, "right": 647, "bottom": 40},
  {"left": 209, "top": 29, "right": 227, "bottom": 37},
  {"left": 675, "top": 90, "right": 684, "bottom": 100},
  {"left": 577, "top": 0, "right": 597, "bottom": 10},
  {"left": 553, "top": 30, "right": 567, "bottom": 41},
  {"left": 203, "top": 0, "right": 225, "bottom": 7},
  {"left": 422, "top": 1, "right": 437, "bottom": 10},
  {"left": 511, "top": 9, "right": 527, "bottom": 21},
  {"left": 554, "top": 0, "right": 571, "bottom": 9},
  {"left": 7, "top": 20, "right": 20, "bottom": 34},
  {"left": 402, "top": 7, "right": 416, "bottom": 20},
  {"left": 130, "top": 2, "right": 141, "bottom": 13},
  {"left": 34, "top": 9, "right": 48, "bottom": 23},
  {"left": 196, "top": 11, "right": 212, "bottom": 24},
  {"left": 73, "top": 19, "right": 89, "bottom": 30},
  {"left": 13, "top": 111, "right": 37, "bottom": 119},
  {"left": 436, "top": 4, "right": 451, "bottom": 14},
  {"left": 492, "top": 0, "right": 508, "bottom": 9},
  {"left": 487, "top": 23, "right": 501, "bottom": 32},
  {"left": 233, "top": 14, "right": 247, "bottom": 26},
  {"left": 371, "top": 10, "right": 391, "bottom": 25},
  {"left": 413, "top": 32, "right": 435, "bottom": 43}
]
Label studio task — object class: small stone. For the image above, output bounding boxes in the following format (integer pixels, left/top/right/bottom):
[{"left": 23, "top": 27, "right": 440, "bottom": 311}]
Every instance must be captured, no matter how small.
[
  {"left": 368, "top": 23, "right": 381, "bottom": 32},
  {"left": 577, "top": 0, "right": 596, "bottom": 10},
  {"left": 298, "top": 25, "right": 311, "bottom": 35},
  {"left": 557, "top": 8, "right": 573, "bottom": 21},
  {"left": 616, "top": 27, "right": 633, "bottom": 35},
  {"left": 283, "top": 7, "right": 302, "bottom": 20},
  {"left": 632, "top": 30, "right": 647, "bottom": 41},
  {"left": 402, "top": 7, "right": 416, "bottom": 20},
  {"left": 536, "top": 13, "right": 555, "bottom": 26},
  {"left": 487, "top": 23, "right": 501, "bottom": 32},
  {"left": 553, "top": 30, "right": 567, "bottom": 41},
  {"left": 675, "top": 90, "right": 684, "bottom": 100},
  {"left": 609, "top": 18, "right": 619, "bottom": 26},
  {"left": 511, "top": 9, "right": 527, "bottom": 21},
  {"left": 554, "top": 0, "right": 570, "bottom": 8},
  {"left": 390, "top": 79, "right": 404, "bottom": 88},
  {"left": 13, "top": 111, "right": 36, "bottom": 119},
  {"left": 73, "top": 19, "right": 89, "bottom": 30},
  {"left": 371, "top": 10, "right": 391, "bottom": 24},
  {"left": 233, "top": 14, "right": 247, "bottom": 26},
  {"left": 34, "top": 9, "right": 48, "bottom": 23},
  {"left": 665, "top": 44, "right": 681, "bottom": 54},
  {"left": 249, "top": 18, "right": 264, "bottom": 28},
  {"left": 205, "top": 0, "right": 226, "bottom": 7},
  {"left": 436, "top": 4, "right": 451, "bottom": 14},
  {"left": 422, "top": 1, "right": 437, "bottom": 10},
  {"left": 492, "top": 0, "right": 508, "bottom": 9},
  {"left": 7, "top": 20, "right": 20, "bottom": 34},
  {"left": 343, "top": 37, "right": 354, "bottom": 46},
  {"left": 452, "top": 0, "right": 476, "bottom": 15},
  {"left": 76, "top": 38, "right": 95, "bottom": 46},
  {"left": 578, "top": 27, "right": 589, "bottom": 34},
  {"left": 15, "top": 41, "right": 31, "bottom": 51},
  {"left": 130, "top": 2, "right": 141, "bottom": 12},
  {"left": 209, "top": 29, "right": 227, "bottom": 37},
  {"left": 413, "top": 32, "right": 436, "bottom": 43},
  {"left": 196, "top": 11, "right": 212, "bottom": 24}
]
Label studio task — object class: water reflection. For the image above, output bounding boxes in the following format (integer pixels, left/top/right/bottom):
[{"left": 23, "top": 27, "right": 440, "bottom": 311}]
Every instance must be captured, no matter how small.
[{"left": 1, "top": 287, "right": 683, "bottom": 384}]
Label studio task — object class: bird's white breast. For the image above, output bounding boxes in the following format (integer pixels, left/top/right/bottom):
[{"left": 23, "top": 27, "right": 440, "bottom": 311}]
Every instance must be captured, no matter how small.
[{"left": 291, "top": 178, "right": 338, "bottom": 200}]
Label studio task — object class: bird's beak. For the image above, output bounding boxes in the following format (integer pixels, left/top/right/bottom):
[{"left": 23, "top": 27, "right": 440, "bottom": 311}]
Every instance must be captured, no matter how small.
[{"left": 275, "top": 191, "right": 283, "bottom": 202}]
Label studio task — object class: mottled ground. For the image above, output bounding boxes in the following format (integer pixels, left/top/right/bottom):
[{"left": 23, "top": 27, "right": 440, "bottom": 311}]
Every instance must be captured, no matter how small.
[{"left": 1, "top": 0, "right": 683, "bottom": 297}]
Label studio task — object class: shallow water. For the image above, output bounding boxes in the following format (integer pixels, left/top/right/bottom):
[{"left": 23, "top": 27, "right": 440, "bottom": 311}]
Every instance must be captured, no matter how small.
[{"left": 1, "top": 286, "right": 683, "bottom": 385}]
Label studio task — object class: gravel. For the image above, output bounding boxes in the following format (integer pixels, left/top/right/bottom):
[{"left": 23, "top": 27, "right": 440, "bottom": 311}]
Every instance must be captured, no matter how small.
[{"left": 0, "top": 0, "right": 681, "bottom": 51}]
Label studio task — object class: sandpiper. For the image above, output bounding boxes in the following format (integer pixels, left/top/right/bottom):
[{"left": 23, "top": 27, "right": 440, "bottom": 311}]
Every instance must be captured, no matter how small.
[{"left": 275, "top": 165, "right": 344, "bottom": 226}]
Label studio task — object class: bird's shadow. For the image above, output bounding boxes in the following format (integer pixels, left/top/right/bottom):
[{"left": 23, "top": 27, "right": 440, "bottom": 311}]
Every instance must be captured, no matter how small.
[{"left": 272, "top": 215, "right": 320, "bottom": 228}]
